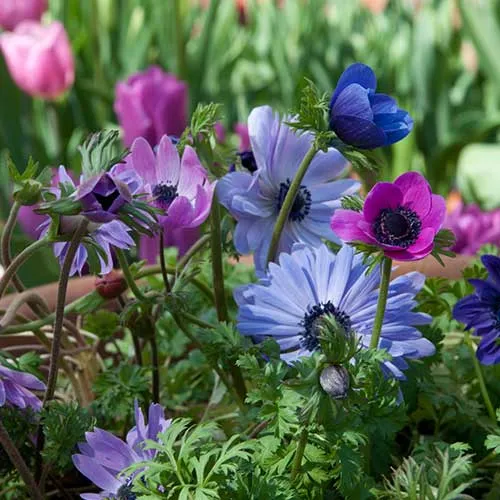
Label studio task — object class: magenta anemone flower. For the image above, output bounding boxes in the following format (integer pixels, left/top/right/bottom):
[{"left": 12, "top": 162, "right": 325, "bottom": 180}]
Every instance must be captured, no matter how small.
[
  {"left": 126, "top": 135, "right": 215, "bottom": 230},
  {"left": 331, "top": 171, "right": 446, "bottom": 261},
  {"left": 73, "top": 401, "right": 171, "bottom": 499},
  {"left": 0, "top": 363, "right": 45, "bottom": 411}
]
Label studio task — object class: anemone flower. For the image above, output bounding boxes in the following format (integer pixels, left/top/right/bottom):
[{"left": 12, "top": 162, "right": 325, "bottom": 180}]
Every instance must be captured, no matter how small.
[
  {"left": 218, "top": 105, "right": 359, "bottom": 275},
  {"left": 72, "top": 401, "right": 171, "bottom": 499},
  {"left": 453, "top": 254, "right": 500, "bottom": 365},
  {"left": 0, "top": 363, "right": 45, "bottom": 411},
  {"left": 331, "top": 171, "right": 446, "bottom": 261},
  {"left": 235, "top": 243, "right": 434, "bottom": 379}
]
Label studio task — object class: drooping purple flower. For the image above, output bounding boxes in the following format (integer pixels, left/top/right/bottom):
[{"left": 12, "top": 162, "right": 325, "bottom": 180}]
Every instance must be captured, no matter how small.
[
  {"left": 114, "top": 66, "right": 187, "bottom": 148},
  {"left": 329, "top": 63, "right": 413, "bottom": 149},
  {"left": 72, "top": 401, "right": 171, "bottom": 500},
  {"left": 0, "top": 363, "right": 45, "bottom": 411},
  {"left": 445, "top": 203, "right": 500, "bottom": 255},
  {"left": 126, "top": 135, "right": 215, "bottom": 229},
  {"left": 235, "top": 243, "right": 434, "bottom": 379},
  {"left": 217, "top": 105, "right": 359, "bottom": 275},
  {"left": 331, "top": 171, "right": 446, "bottom": 261},
  {"left": 76, "top": 172, "right": 132, "bottom": 224},
  {"left": 453, "top": 254, "right": 500, "bottom": 365},
  {"left": 39, "top": 167, "right": 135, "bottom": 276}
]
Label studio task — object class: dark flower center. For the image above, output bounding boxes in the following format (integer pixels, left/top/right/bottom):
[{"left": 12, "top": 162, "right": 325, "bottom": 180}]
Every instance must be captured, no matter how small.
[
  {"left": 238, "top": 151, "right": 257, "bottom": 173},
  {"left": 153, "top": 183, "right": 178, "bottom": 209},
  {"left": 117, "top": 482, "right": 136, "bottom": 500},
  {"left": 300, "top": 301, "right": 352, "bottom": 351},
  {"left": 94, "top": 190, "right": 119, "bottom": 211},
  {"left": 373, "top": 205, "right": 421, "bottom": 248},
  {"left": 276, "top": 179, "right": 312, "bottom": 222}
]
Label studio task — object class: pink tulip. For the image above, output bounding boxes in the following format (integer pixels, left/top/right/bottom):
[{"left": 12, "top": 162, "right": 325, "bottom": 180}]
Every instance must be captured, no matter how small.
[
  {"left": 0, "top": 0, "right": 47, "bottom": 31},
  {"left": 0, "top": 21, "right": 74, "bottom": 99}
]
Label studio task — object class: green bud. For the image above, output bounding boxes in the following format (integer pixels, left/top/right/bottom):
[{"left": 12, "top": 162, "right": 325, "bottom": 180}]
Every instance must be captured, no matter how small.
[
  {"left": 12, "top": 179, "right": 44, "bottom": 206},
  {"left": 319, "top": 365, "right": 349, "bottom": 399},
  {"left": 318, "top": 314, "right": 359, "bottom": 365}
]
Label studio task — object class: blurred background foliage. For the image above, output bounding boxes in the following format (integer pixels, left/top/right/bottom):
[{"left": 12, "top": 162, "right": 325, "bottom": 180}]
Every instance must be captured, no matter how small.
[{"left": 1, "top": 0, "right": 500, "bottom": 286}]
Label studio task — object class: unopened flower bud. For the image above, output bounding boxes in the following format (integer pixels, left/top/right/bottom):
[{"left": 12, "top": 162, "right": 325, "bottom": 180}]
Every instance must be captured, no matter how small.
[
  {"left": 319, "top": 365, "right": 349, "bottom": 400},
  {"left": 95, "top": 271, "right": 127, "bottom": 299},
  {"left": 13, "top": 179, "right": 43, "bottom": 206}
]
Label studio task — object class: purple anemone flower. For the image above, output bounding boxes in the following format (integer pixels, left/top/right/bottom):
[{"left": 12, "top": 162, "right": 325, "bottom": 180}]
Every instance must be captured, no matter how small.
[
  {"left": 39, "top": 167, "right": 135, "bottom": 276},
  {"left": 453, "top": 254, "right": 500, "bottom": 365},
  {"left": 73, "top": 401, "right": 171, "bottom": 499},
  {"left": 331, "top": 171, "right": 446, "bottom": 261},
  {"left": 235, "top": 243, "right": 434, "bottom": 379},
  {"left": 217, "top": 105, "right": 359, "bottom": 275},
  {"left": 76, "top": 172, "right": 132, "bottom": 224},
  {"left": 329, "top": 63, "right": 413, "bottom": 149},
  {"left": 114, "top": 66, "right": 187, "bottom": 148},
  {"left": 0, "top": 363, "right": 45, "bottom": 411},
  {"left": 445, "top": 203, "right": 500, "bottom": 255}
]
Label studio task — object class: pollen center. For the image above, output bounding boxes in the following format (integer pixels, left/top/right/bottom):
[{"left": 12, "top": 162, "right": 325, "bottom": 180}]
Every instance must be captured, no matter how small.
[
  {"left": 373, "top": 205, "right": 421, "bottom": 248},
  {"left": 277, "top": 178, "right": 312, "bottom": 222},
  {"left": 153, "top": 183, "right": 178, "bottom": 209},
  {"left": 300, "top": 301, "right": 352, "bottom": 351}
]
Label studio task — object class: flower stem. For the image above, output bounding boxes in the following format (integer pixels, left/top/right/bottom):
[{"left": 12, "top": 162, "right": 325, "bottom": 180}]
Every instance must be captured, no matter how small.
[
  {"left": 369, "top": 257, "right": 392, "bottom": 349},
  {"left": 1, "top": 200, "right": 21, "bottom": 269},
  {"left": 210, "top": 197, "right": 247, "bottom": 403},
  {"left": 115, "top": 248, "right": 148, "bottom": 302},
  {"left": 177, "top": 234, "right": 211, "bottom": 272},
  {"left": 0, "top": 420, "right": 43, "bottom": 500},
  {"left": 266, "top": 144, "right": 319, "bottom": 265},
  {"left": 159, "top": 230, "right": 172, "bottom": 294},
  {"left": 465, "top": 332, "right": 496, "bottom": 422},
  {"left": 0, "top": 238, "right": 48, "bottom": 298},
  {"left": 291, "top": 427, "right": 309, "bottom": 480},
  {"left": 151, "top": 333, "right": 160, "bottom": 403},
  {"left": 173, "top": 0, "right": 187, "bottom": 80},
  {"left": 36, "top": 219, "right": 89, "bottom": 477}
]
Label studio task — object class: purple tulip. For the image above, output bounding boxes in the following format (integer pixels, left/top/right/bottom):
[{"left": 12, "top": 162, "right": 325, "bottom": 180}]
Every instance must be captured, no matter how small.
[
  {"left": 114, "top": 66, "right": 188, "bottom": 147},
  {"left": 76, "top": 172, "right": 132, "bottom": 224},
  {"left": 0, "top": 364, "right": 45, "bottom": 411},
  {"left": 331, "top": 171, "right": 446, "bottom": 261},
  {"left": 445, "top": 203, "right": 500, "bottom": 255},
  {"left": 0, "top": 0, "right": 47, "bottom": 31},
  {"left": 0, "top": 21, "right": 75, "bottom": 100}
]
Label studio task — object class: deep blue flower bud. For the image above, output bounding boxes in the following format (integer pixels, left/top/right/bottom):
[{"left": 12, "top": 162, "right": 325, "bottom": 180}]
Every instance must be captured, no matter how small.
[{"left": 329, "top": 63, "right": 413, "bottom": 149}]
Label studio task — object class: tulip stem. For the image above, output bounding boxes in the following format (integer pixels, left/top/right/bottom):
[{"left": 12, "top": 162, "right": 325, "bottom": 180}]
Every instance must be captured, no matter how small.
[
  {"left": 36, "top": 219, "right": 89, "bottom": 478},
  {"left": 0, "top": 420, "right": 43, "bottom": 500},
  {"left": 369, "top": 257, "right": 392, "bottom": 350},
  {"left": 0, "top": 238, "right": 49, "bottom": 299},
  {"left": 266, "top": 144, "right": 319, "bottom": 265},
  {"left": 115, "top": 248, "right": 148, "bottom": 302},
  {"left": 465, "top": 332, "right": 496, "bottom": 422}
]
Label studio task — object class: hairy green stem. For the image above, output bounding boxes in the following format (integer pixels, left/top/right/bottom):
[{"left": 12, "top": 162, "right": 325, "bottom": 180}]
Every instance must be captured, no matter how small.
[
  {"left": 180, "top": 311, "right": 217, "bottom": 330},
  {"left": 466, "top": 332, "right": 496, "bottom": 422},
  {"left": 291, "top": 427, "right": 309, "bottom": 480},
  {"left": 177, "top": 234, "right": 211, "bottom": 271},
  {"left": 369, "top": 257, "right": 392, "bottom": 349},
  {"left": 116, "top": 248, "right": 148, "bottom": 302},
  {"left": 0, "top": 238, "right": 48, "bottom": 298},
  {"left": 266, "top": 144, "right": 318, "bottom": 264},
  {"left": 0, "top": 420, "right": 43, "bottom": 500},
  {"left": 159, "top": 231, "right": 172, "bottom": 293},
  {"left": 36, "top": 219, "right": 89, "bottom": 476}
]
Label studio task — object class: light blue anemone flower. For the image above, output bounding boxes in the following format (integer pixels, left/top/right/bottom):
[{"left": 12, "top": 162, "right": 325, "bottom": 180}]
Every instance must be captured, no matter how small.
[
  {"left": 234, "top": 243, "right": 435, "bottom": 379},
  {"left": 217, "top": 105, "right": 359, "bottom": 275}
]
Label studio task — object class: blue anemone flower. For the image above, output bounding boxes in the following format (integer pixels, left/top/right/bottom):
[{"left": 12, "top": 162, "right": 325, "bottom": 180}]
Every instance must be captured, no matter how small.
[
  {"left": 217, "top": 105, "right": 359, "bottom": 275},
  {"left": 453, "top": 254, "right": 500, "bottom": 365},
  {"left": 235, "top": 243, "right": 434, "bottom": 379},
  {"left": 329, "top": 63, "right": 413, "bottom": 149}
]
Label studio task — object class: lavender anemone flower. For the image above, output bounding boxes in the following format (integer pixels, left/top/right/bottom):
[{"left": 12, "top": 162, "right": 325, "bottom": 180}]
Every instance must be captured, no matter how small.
[
  {"left": 235, "top": 243, "right": 434, "bottom": 379},
  {"left": 331, "top": 171, "right": 446, "bottom": 261},
  {"left": 217, "top": 105, "right": 359, "bottom": 274},
  {"left": 40, "top": 167, "right": 135, "bottom": 276},
  {"left": 0, "top": 363, "right": 45, "bottom": 411},
  {"left": 124, "top": 135, "right": 215, "bottom": 263},
  {"left": 445, "top": 203, "right": 500, "bottom": 255},
  {"left": 453, "top": 254, "right": 500, "bottom": 365},
  {"left": 329, "top": 63, "right": 413, "bottom": 149},
  {"left": 76, "top": 172, "right": 132, "bottom": 224},
  {"left": 73, "top": 401, "right": 171, "bottom": 499}
]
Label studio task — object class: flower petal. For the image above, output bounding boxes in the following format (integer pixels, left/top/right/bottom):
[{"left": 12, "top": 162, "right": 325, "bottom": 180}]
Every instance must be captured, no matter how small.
[{"left": 363, "top": 182, "right": 403, "bottom": 222}]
